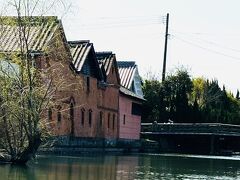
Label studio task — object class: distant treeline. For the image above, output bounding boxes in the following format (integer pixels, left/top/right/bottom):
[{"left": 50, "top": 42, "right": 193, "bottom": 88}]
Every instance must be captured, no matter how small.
[{"left": 142, "top": 69, "right": 240, "bottom": 124}]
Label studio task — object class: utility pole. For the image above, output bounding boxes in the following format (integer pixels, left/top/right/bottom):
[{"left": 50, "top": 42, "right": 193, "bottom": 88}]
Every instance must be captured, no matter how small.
[{"left": 162, "top": 13, "right": 169, "bottom": 82}]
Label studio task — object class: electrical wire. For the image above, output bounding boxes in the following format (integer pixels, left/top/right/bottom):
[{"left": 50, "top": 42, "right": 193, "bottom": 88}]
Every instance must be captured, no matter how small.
[
  {"left": 172, "top": 35, "right": 240, "bottom": 62},
  {"left": 73, "top": 15, "right": 166, "bottom": 30},
  {"left": 172, "top": 31, "right": 240, "bottom": 53}
]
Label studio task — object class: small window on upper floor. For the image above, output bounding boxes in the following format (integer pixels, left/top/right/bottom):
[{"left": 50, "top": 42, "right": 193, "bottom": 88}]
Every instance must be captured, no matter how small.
[
  {"left": 48, "top": 108, "right": 52, "bottom": 121},
  {"left": 132, "top": 103, "right": 142, "bottom": 116},
  {"left": 86, "top": 76, "right": 90, "bottom": 92},
  {"left": 123, "top": 114, "right": 126, "bottom": 125}
]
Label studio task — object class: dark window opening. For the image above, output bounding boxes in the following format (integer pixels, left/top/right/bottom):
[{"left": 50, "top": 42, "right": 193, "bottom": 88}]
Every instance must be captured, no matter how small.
[
  {"left": 113, "top": 114, "right": 115, "bottom": 130},
  {"left": 123, "top": 114, "right": 126, "bottom": 125},
  {"left": 132, "top": 103, "right": 142, "bottom": 116},
  {"left": 100, "top": 111, "right": 103, "bottom": 127},
  {"left": 70, "top": 103, "right": 74, "bottom": 121},
  {"left": 70, "top": 102, "right": 74, "bottom": 135},
  {"left": 108, "top": 113, "right": 110, "bottom": 129},
  {"left": 48, "top": 108, "right": 52, "bottom": 121},
  {"left": 81, "top": 109, "right": 85, "bottom": 126},
  {"left": 89, "top": 109, "right": 92, "bottom": 127},
  {"left": 57, "top": 111, "right": 61, "bottom": 122},
  {"left": 86, "top": 76, "right": 90, "bottom": 92}
]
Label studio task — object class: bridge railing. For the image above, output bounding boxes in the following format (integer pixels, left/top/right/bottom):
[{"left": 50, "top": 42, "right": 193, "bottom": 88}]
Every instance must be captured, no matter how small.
[{"left": 141, "top": 123, "right": 240, "bottom": 135}]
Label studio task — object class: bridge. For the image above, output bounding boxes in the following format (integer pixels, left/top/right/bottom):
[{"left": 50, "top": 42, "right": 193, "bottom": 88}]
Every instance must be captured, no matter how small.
[
  {"left": 141, "top": 123, "right": 240, "bottom": 155},
  {"left": 141, "top": 123, "right": 240, "bottom": 136}
]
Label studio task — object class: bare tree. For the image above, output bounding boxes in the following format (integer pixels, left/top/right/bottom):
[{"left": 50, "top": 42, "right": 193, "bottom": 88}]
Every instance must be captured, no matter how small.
[{"left": 0, "top": 0, "right": 73, "bottom": 164}]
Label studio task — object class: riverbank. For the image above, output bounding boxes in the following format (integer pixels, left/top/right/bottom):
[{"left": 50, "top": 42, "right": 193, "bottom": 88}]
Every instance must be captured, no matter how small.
[{"left": 38, "top": 136, "right": 153, "bottom": 156}]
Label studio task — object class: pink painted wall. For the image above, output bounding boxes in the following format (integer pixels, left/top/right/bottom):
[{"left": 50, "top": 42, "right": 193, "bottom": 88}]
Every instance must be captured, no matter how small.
[{"left": 119, "top": 94, "right": 141, "bottom": 140}]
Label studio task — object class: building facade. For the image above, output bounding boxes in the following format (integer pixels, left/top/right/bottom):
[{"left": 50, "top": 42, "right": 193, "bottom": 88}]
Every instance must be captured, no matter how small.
[
  {"left": 117, "top": 61, "right": 145, "bottom": 140},
  {"left": 0, "top": 16, "right": 144, "bottom": 145}
]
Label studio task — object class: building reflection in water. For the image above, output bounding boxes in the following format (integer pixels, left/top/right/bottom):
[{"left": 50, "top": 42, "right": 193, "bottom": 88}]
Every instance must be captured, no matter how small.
[
  {"left": 1, "top": 154, "right": 240, "bottom": 180},
  {"left": 0, "top": 155, "right": 140, "bottom": 180}
]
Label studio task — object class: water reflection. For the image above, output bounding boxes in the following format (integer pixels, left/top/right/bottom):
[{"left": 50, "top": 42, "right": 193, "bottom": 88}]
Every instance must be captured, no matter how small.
[{"left": 1, "top": 154, "right": 240, "bottom": 180}]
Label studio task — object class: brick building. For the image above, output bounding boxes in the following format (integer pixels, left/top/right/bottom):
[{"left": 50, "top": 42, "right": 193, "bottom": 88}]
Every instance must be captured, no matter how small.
[
  {"left": 117, "top": 61, "right": 145, "bottom": 140},
  {"left": 0, "top": 16, "right": 144, "bottom": 147}
]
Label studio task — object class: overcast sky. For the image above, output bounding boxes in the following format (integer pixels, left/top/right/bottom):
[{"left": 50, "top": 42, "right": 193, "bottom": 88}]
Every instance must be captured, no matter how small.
[{"left": 2, "top": 0, "right": 240, "bottom": 93}]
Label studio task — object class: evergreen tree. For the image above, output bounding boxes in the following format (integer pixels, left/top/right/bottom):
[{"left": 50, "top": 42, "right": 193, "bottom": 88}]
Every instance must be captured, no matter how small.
[{"left": 236, "top": 90, "right": 240, "bottom": 100}]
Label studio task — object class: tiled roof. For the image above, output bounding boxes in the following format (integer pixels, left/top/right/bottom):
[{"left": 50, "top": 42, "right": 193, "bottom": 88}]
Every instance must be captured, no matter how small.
[
  {"left": 96, "top": 51, "right": 120, "bottom": 84},
  {"left": 69, "top": 41, "right": 92, "bottom": 72},
  {"left": 117, "top": 61, "right": 136, "bottom": 89},
  {"left": 69, "top": 40, "right": 104, "bottom": 80},
  {"left": 0, "top": 16, "right": 60, "bottom": 52},
  {"left": 96, "top": 52, "right": 115, "bottom": 75}
]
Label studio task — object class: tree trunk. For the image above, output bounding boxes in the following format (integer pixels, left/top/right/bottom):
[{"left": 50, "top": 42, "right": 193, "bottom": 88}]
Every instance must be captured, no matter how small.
[{"left": 11, "top": 135, "right": 42, "bottom": 164}]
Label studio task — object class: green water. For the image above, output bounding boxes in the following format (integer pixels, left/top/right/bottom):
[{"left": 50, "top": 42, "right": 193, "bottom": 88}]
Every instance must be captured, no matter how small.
[{"left": 1, "top": 154, "right": 240, "bottom": 180}]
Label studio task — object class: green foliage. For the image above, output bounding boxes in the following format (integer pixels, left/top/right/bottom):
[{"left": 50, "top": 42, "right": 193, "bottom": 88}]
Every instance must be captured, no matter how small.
[
  {"left": 142, "top": 69, "right": 240, "bottom": 124},
  {"left": 142, "top": 79, "right": 163, "bottom": 123}
]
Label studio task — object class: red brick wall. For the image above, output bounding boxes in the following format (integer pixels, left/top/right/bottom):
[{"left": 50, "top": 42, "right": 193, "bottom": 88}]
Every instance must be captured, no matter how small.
[
  {"left": 42, "top": 58, "right": 119, "bottom": 139},
  {"left": 40, "top": 31, "right": 120, "bottom": 140}
]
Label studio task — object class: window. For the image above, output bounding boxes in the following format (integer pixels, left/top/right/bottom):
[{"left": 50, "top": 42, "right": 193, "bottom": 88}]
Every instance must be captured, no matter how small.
[
  {"left": 57, "top": 111, "right": 61, "bottom": 122},
  {"left": 70, "top": 102, "right": 74, "bottom": 135},
  {"left": 48, "top": 108, "right": 52, "bottom": 121},
  {"left": 108, "top": 113, "right": 110, "bottom": 129},
  {"left": 123, "top": 114, "right": 126, "bottom": 125},
  {"left": 132, "top": 103, "right": 142, "bottom": 116},
  {"left": 113, "top": 114, "right": 115, "bottom": 130},
  {"left": 89, "top": 109, "right": 92, "bottom": 127},
  {"left": 100, "top": 111, "right": 103, "bottom": 127},
  {"left": 86, "top": 76, "right": 90, "bottom": 92},
  {"left": 81, "top": 108, "right": 85, "bottom": 126},
  {"left": 57, "top": 106, "right": 62, "bottom": 122},
  {"left": 70, "top": 103, "right": 74, "bottom": 122}
]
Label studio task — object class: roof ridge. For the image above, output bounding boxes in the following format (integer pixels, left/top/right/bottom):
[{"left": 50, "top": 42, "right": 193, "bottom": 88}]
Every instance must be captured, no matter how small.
[
  {"left": 68, "top": 40, "right": 90, "bottom": 45},
  {"left": 0, "top": 16, "right": 59, "bottom": 26},
  {"left": 96, "top": 51, "right": 113, "bottom": 54}
]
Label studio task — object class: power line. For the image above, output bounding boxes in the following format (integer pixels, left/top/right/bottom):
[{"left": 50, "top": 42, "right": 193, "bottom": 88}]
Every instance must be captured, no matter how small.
[
  {"left": 172, "top": 35, "right": 240, "bottom": 62},
  {"left": 69, "top": 15, "right": 165, "bottom": 30},
  {"left": 173, "top": 32, "right": 240, "bottom": 53},
  {"left": 170, "top": 31, "right": 240, "bottom": 38}
]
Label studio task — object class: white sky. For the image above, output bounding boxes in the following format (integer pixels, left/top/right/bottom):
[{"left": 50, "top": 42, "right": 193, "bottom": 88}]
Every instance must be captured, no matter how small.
[{"left": 1, "top": 0, "right": 240, "bottom": 93}]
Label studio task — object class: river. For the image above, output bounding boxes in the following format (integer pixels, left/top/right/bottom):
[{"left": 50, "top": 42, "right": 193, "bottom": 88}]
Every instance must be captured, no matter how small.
[{"left": 1, "top": 154, "right": 240, "bottom": 179}]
